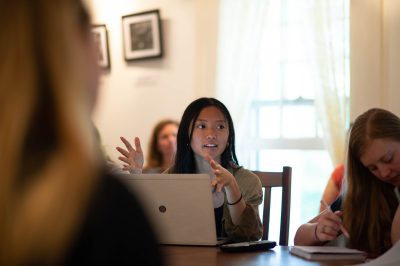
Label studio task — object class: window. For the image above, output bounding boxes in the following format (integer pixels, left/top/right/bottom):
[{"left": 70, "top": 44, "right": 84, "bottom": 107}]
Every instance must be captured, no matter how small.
[{"left": 217, "top": 0, "right": 349, "bottom": 244}]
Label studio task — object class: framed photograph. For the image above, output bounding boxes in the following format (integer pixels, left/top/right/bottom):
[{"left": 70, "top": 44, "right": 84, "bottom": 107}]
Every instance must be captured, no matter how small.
[
  {"left": 91, "top": 24, "right": 111, "bottom": 69},
  {"left": 122, "top": 9, "right": 163, "bottom": 61}
]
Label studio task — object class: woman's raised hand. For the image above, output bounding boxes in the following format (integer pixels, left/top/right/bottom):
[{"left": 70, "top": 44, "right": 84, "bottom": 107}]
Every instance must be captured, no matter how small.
[
  {"left": 116, "top": 136, "right": 144, "bottom": 174},
  {"left": 205, "top": 155, "right": 235, "bottom": 192}
]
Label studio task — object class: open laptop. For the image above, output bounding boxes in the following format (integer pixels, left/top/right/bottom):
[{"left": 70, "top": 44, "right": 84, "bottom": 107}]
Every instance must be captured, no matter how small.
[{"left": 118, "top": 173, "right": 227, "bottom": 246}]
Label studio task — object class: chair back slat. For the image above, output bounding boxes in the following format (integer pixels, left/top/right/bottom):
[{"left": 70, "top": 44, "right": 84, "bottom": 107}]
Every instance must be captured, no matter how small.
[
  {"left": 253, "top": 166, "right": 292, "bottom": 246},
  {"left": 262, "top": 187, "right": 272, "bottom": 241}
]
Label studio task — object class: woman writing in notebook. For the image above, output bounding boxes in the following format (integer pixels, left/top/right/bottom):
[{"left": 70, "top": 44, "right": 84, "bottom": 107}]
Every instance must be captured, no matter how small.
[
  {"left": 294, "top": 108, "right": 400, "bottom": 256},
  {"left": 117, "top": 98, "right": 263, "bottom": 242}
]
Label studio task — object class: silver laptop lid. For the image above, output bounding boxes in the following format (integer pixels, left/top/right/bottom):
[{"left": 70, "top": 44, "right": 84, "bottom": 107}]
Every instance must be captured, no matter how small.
[{"left": 119, "top": 173, "right": 219, "bottom": 245}]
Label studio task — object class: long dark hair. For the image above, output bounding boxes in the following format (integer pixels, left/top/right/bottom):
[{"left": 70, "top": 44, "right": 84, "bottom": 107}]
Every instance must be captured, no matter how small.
[
  {"left": 344, "top": 108, "right": 399, "bottom": 255},
  {"left": 172, "top": 98, "right": 239, "bottom": 173}
]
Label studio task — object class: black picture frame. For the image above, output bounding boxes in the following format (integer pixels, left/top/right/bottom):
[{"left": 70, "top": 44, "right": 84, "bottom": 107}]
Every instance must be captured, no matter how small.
[
  {"left": 91, "top": 24, "right": 111, "bottom": 69},
  {"left": 122, "top": 9, "right": 163, "bottom": 61}
]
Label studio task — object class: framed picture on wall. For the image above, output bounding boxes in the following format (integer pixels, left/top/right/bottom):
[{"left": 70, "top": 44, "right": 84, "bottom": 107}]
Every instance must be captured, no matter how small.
[
  {"left": 91, "top": 24, "right": 111, "bottom": 69},
  {"left": 122, "top": 9, "right": 163, "bottom": 61}
]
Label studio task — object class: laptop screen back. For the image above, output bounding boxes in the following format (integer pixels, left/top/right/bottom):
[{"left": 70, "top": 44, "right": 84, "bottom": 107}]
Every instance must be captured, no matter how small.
[{"left": 119, "top": 174, "right": 219, "bottom": 245}]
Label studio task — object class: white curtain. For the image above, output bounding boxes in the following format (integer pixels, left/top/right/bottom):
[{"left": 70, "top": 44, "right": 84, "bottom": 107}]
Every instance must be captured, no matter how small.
[
  {"left": 216, "top": 0, "right": 349, "bottom": 167},
  {"left": 308, "top": 0, "right": 349, "bottom": 166},
  {"left": 215, "top": 0, "right": 271, "bottom": 165}
]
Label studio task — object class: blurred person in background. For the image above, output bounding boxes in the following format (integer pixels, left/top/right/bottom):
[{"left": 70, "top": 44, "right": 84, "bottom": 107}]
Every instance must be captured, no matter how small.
[
  {"left": 117, "top": 119, "right": 178, "bottom": 174},
  {"left": 319, "top": 164, "right": 344, "bottom": 212},
  {"left": 319, "top": 125, "right": 352, "bottom": 212},
  {"left": 144, "top": 119, "right": 179, "bottom": 173}
]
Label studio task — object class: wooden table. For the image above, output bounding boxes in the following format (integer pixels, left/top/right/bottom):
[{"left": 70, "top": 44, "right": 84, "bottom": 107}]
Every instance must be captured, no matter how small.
[{"left": 162, "top": 245, "right": 365, "bottom": 266}]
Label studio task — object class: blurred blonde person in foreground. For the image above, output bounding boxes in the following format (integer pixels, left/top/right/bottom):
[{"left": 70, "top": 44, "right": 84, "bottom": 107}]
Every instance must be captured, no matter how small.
[{"left": 0, "top": 1, "right": 162, "bottom": 265}]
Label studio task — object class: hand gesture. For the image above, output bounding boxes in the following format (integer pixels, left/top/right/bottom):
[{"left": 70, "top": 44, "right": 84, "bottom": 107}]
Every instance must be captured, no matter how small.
[
  {"left": 116, "top": 136, "right": 144, "bottom": 174},
  {"left": 205, "top": 155, "right": 235, "bottom": 192}
]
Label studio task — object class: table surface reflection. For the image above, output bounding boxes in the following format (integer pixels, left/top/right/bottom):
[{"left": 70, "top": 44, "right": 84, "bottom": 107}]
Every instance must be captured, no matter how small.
[{"left": 161, "top": 245, "right": 365, "bottom": 266}]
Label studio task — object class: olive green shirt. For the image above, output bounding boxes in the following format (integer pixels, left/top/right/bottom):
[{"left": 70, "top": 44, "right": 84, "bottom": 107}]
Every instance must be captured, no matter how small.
[{"left": 222, "top": 166, "right": 263, "bottom": 242}]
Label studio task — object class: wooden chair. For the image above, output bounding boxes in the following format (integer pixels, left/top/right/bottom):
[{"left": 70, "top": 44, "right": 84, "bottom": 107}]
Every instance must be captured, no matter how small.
[{"left": 253, "top": 166, "right": 292, "bottom": 246}]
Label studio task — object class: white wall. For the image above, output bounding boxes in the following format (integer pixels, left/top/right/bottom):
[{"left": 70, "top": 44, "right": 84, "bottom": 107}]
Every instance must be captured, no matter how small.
[
  {"left": 88, "top": 0, "right": 400, "bottom": 162},
  {"left": 86, "top": 0, "right": 219, "bottom": 164},
  {"left": 382, "top": 0, "right": 400, "bottom": 116},
  {"left": 350, "top": 0, "right": 400, "bottom": 120}
]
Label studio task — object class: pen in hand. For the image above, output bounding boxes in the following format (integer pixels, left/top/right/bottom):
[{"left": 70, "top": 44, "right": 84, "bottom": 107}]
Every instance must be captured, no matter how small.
[{"left": 320, "top": 200, "right": 350, "bottom": 239}]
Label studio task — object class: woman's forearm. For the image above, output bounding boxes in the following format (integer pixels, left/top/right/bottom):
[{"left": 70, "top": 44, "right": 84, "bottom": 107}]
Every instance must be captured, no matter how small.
[
  {"left": 225, "top": 182, "right": 246, "bottom": 225},
  {"left": 294, "top": 223, "right": 320, "bottom": 245}
]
